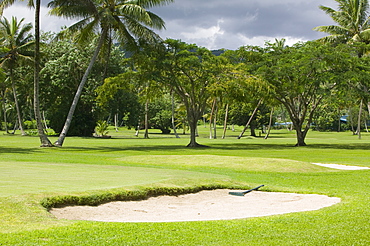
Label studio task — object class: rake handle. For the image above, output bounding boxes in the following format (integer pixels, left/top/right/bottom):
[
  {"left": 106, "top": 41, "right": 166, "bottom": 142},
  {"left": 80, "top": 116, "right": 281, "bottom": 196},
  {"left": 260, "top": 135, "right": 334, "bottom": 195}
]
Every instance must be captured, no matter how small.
[{"left": 243, "top": 184, "right": 264, "bottom": 194}]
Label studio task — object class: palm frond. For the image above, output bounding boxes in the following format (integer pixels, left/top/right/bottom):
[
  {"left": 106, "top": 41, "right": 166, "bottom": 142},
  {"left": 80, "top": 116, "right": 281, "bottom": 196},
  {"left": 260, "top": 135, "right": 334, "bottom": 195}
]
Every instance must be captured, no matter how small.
[
  {"left": 313, "top": 25, "right": 349, "bottom": 35},
  {"left": 117, "top": 4, "right": 152, "bottom": 25},
  {"left": 48, "top": 0, "right": 98, "bottom": 19},
  {"left": 358, "top": 28, "right": 370, "bottom": 42},
  {"left": 0, "top": 0, "right": 17, "bottom": 15},
  {"left": 146, "top": 11, "right": 166, "bottom": 29},
  {"left": 136, "top": 0, "right": 174, "bottom": 9}
]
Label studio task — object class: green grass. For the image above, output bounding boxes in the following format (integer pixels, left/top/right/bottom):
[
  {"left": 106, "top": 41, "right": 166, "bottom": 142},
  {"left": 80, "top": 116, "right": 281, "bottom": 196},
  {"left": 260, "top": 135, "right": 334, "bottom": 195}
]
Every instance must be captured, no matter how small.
[{"left": 0, "top": 127, "right": 369, "bottom": 245}]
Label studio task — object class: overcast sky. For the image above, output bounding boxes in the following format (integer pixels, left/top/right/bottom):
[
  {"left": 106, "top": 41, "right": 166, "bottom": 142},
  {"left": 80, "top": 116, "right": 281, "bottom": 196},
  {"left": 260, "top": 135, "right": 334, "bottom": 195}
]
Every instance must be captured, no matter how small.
[{"left": 2, "top": 0, "right": 337, "bottom": 50}]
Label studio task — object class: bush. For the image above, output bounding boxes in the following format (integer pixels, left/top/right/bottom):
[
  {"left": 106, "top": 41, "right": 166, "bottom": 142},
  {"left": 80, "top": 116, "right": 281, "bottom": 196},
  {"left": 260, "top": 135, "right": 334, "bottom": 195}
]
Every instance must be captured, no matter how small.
[
  {"left": 24, "top": 120, "right": 37, "bottom": 129},
  {"left": 94, "top": 121, "right": 109, "bottom": 137}
]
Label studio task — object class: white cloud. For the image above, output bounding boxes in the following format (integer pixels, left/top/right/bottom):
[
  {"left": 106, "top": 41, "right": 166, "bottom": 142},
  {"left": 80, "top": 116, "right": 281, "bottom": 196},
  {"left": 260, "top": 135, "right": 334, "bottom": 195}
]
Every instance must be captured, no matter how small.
[
  {"left": 179, "top": 19, "right": 225, "bottom": 49},
  {"left": 2, "top": 0, "right": 337, "bottom": 50},
  {"left": 237, "top": 34, "right": 305, "bottom": 47},
  {"left": 2, "top": 4, "right": 76, "bottom": 34}
]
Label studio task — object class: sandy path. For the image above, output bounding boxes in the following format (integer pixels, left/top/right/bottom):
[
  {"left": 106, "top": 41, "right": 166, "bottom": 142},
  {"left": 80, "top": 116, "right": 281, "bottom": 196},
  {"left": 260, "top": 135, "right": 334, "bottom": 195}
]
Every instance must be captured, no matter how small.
[{"left": 50, "top": 190, "right": 340, "bottom": 222}]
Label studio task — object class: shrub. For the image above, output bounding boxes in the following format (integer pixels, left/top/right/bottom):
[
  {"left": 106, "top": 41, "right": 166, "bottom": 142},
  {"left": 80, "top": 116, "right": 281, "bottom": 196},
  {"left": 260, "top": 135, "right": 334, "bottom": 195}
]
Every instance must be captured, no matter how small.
[{"left": 95, "top": 120, "right": 109, "bottom": 137}]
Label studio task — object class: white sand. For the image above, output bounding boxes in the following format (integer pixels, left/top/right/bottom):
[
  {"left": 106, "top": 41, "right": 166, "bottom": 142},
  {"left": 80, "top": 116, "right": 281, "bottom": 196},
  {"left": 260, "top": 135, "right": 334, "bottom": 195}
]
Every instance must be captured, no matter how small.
[
  {"left": 312, "top": 163, "right": 370, "bottom": 170},
  {"left": 50, "top": 189, "right": 340, "bottom": 222}
]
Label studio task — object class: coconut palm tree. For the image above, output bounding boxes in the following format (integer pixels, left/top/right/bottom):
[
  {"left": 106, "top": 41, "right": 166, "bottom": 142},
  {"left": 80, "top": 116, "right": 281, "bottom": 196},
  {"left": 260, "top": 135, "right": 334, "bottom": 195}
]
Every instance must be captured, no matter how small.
[
  {"left": 1, "top": 0, "right": 53, "bottom": 146},
  {"left": 313, "top": 0, "right": 370, "bottom": 44},
  {"left": 314, "top": 0, "right": 370, "bottom": 136},
  {"left": 48, "top": 0, "right": 173, "bottom": 147},
  {"left": 0, "top": 16, "right": 34, "bottom": 135}
]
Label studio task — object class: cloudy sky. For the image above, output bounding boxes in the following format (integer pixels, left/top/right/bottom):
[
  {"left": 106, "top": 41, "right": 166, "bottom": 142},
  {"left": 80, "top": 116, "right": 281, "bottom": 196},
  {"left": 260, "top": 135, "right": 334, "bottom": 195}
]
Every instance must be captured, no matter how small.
[{"left": 2, "top": 0, "right": 337, "bottom": 50}]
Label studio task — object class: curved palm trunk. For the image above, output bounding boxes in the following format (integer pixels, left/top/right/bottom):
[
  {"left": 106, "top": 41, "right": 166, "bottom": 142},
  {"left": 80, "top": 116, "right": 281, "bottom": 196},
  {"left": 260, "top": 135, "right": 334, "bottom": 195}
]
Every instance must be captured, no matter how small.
[
  {"left": 209, "top": 98, "right": 216, "bottom": 139},
  {"left": 221, "top": 103, "right": 229, "bottom": 139},
  {"left": 10, "top": 68, "right": 26, "bottom": 135},
  {"left": 171, "top": 91, "right": 180, "bottom": 138},
  {"left": 213, "top": 103, "right": 218, "bottom": 139},
  {"left": 1, "top": 94, "right": 9, "bottom": 133},
  {"left": 34, "top": 0, "right": 53, "bottom": 147},
  {"left": 237, "top": 99, "right": 262, "bottom": 139},
  {"left": 55, "top": 28, "right": 108, "bottom": 147},
  {"left": 264, "top": 107, "right": 274, "bottom": 140},
  {"left": 144, "top": 99, "right": 149, "bottom": 139},
  {"left": 356, "top": 99, "right": 363, "bottom": 139}
]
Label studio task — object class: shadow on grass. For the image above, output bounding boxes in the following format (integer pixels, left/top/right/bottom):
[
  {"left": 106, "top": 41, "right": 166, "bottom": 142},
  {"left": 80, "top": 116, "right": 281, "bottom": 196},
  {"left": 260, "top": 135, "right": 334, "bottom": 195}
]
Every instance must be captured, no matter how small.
[
  {"left": 0, "top": 147, "right": 41, "bottom": 155},
  {"left": 52, "top": 141, "right": 370, "bottom": 153}
]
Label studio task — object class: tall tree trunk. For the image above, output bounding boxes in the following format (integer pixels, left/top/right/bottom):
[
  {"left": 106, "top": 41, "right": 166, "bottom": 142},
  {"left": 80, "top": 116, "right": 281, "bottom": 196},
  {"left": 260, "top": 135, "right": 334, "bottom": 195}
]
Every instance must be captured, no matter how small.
[
  {"left": 42, "top": 111, "right": 49, "bottom": 133},
  {"left": 264, "top": 107, "right": 274, "bottom": 139},
  {"left": 135, "top": 119, "right": 140, "bottom": 137},
  {"left": 187, "top": 116, "right": 200, "bottom": 147},
  {"left": 365, "top": 121, "right": 369, "bottom": 132},
  {"left": 213, "top": 103, "right": 218, "bottom": 139},
  {"left": 222, "top": 104, "right": 229, "bottom": 139},
  {"left": 356, "top": 99, "right": 363, "bottom": 139},
  {"left": 114, "top": 113, "right": 119, "bottom": 132},
  {"left": 237, "top": 99, "right": 262, "bottom": 139},
  {"left": 295, "top": 128, "right": 307, "bottom": 146},
  {"left": 144, "top": 99, "right": 149, "bottom": 139},
  {"left": 186, "top": 108, "right": 203, "bottom": 147},
  {"left": 171, "top": 91, "right": 180, "bottom": 138},
  {"left": 55, "top": 28, "right": 108, "bottom": 147},
  {"left": 1, "top": 94, "right": 9, "bottom": 133},
  {"left": 337, "top": 109, "right": 341, "bottom": 132},
  {"left": 250, "top": 121, "right": 256, "bottom": 137},
  {"left": 10, "top": 68, "right": 26, "bottom": 135},
  {"left": 209, "top": 98, "right": 216, "bottom": 139},
  {"left": 34, "top": 0, "right": 53, "bottom": 147}
]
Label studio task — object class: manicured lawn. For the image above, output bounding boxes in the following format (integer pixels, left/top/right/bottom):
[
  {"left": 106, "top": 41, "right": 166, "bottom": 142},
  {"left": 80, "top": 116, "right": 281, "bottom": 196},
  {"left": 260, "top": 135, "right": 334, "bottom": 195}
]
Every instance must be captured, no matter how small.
[{"left": 0, "top": 127, "right": 369, "bottom": 245}]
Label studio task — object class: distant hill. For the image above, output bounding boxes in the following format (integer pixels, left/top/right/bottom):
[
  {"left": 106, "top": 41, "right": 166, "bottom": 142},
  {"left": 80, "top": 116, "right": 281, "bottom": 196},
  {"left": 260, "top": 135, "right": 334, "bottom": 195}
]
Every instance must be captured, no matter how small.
[{"left": 211, "top": 49, "right": 225, "bottom": 56}]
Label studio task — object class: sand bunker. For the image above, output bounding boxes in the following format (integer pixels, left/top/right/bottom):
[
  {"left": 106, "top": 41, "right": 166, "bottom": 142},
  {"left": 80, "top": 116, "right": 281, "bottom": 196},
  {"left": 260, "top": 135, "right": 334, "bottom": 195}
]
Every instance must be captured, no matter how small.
[
  {"left": 50, "top": 189, "right": 340, "bottom": 222},
  {"left": 312, "top": 163, "right": 370, "bottom": 170}
]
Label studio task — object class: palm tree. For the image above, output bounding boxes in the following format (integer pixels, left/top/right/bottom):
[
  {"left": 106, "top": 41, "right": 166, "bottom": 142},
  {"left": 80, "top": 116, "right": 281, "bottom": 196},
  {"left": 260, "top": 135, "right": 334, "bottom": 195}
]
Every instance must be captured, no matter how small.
[
  {"left": 48, "top": 0, "right": 173, "bottom": 147},
  {"left": 0, "top": 16, "right": 34, "bottom": 136},
  {"left": 314, "top": 0, "right": 370, "bottom": 135},
  {"left": 1, "top": 0, "right": 53, "bottom": 146},
  {"left": 313, "top": 0, "right": 370, "bottom": 44}
]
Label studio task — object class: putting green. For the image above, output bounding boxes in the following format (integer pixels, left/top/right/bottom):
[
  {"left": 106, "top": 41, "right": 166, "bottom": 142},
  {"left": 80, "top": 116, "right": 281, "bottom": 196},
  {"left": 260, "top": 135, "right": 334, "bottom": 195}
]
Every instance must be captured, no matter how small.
[{"left": 0, "top": 162, "right": 226, "bottom": 197}]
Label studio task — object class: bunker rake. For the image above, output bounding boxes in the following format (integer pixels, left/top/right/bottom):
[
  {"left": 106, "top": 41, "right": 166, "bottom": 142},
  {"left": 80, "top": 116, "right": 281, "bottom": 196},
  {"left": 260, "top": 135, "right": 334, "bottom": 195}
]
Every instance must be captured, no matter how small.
[{"left": 229, "top": 185, "right": 265, "bottom": 196}]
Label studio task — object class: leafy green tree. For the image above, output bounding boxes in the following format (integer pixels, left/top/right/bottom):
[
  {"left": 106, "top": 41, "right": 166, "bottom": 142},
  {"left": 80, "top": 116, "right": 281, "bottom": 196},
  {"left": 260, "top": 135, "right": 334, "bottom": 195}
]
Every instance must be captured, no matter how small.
[
  {"left": 40, "top": 34, "right": 125, "bottom": 136},
  {"left": 48, "top": 0, "right": 173, "bottom": 146},
  {"left": 221, "top": 47, "right": 271, "bottom": 139},
  {"left": 148, "top": 93, "right": 173, "bottom": 134},
  {"left": 138, "top": 39, "right": 231, "bottom": 147},
  {"left": 0, "top": 16, "right": 33, "bottom": 135},
  {"left": 1, "top": 0, "right": 53, "bottom": 146},
  {"left": 258, "top": 42, "right": 356, "bottom": 146},
  {"left": 96, "top": 74, "right": 142, "bottom": 131}
]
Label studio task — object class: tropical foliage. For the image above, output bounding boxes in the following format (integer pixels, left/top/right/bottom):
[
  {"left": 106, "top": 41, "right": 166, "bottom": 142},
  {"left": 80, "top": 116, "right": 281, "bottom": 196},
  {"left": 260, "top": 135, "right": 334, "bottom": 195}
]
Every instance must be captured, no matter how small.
[
  {"left": 48, "top": 0, "right": 173, "bottom": 146},
  {"left": 0, "top": 0, "right": 369, "bottom": 147},
  {"left": 314, "top": 0, "right": 370, "bottom": 44}
]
